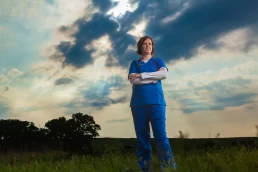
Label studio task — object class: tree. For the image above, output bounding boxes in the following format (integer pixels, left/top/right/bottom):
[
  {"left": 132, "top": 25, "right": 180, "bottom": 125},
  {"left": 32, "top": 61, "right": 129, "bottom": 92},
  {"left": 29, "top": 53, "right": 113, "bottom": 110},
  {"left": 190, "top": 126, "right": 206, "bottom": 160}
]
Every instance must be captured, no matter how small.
[
  {"left": 255, "top": 125, "right": 258, "bottom": 137},
  {"left": 44, "top": 113, "right": 101, "bottom": 154},
  {"left": 45, "top": 117, "right": 67, "bottom": 140},
  {"left": 215, "top": 133, "right": 220, "bottom": 138},
  {"left": 178, "top": 130, "right": 190, "bottom": 138},
  {"left": 0, "top": 119, "right": 39, "bottom": 151},
  {"left": 65, "top": 113, "right": 101, "bottom": 154}
]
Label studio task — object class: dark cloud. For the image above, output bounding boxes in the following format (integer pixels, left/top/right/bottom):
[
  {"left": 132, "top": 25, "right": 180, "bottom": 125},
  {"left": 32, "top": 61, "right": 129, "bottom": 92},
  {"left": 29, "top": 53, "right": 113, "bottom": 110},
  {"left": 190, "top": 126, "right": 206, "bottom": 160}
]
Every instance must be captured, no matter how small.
[
  {"left": 106, "top": 118, "right": 131, "bottom": 124},
  {"left": 60, "top": 75, "right": 128, "bottom": 110},
  {"left": 51, "top": 0, "right": 258, "bottom": 69},
  {"left": 55, "top": 77, "right": 74, "bottom": 85},
  {"left": 92, "top": 0, "right": 118, "bottom": 12},
  {"left": 168, "top": 77, "right": 257, "bottom": 113},
  {"left": 196, "top": 77, "right": 253, "bottom": 93},
  {"left": 53, "top": 12, "right": 136, "bottom": 69},
  {"left": 144, "top": 0, "right": 258, "bottom": 61},
  {"left": 83, "top": 75, "right": 126, "bottom": 100},
  {"left": 118, "top": 0, "right": 258, "bottom": 62},
  {"left": 180, "top": 92, "right": 257, "bottom": 114},
  {"left": 91, "top": 96, "right": 128, "bottom": 110},
  {"left": 61, "top": 96, "right": 128, "bottom": 111},
  {"left": 214, "top": 93, "right": 257, "bottom": 107},
  {"left": 179, "top": 99, "right": 223, "bottom": 113}
]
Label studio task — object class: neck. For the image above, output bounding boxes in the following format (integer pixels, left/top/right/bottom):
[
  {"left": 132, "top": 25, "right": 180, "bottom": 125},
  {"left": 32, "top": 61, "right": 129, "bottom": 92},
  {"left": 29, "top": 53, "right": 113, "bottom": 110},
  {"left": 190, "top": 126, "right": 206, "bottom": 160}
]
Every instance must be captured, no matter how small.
[{"left": 141, "top": 54, "right": 152, "bottom": 61}]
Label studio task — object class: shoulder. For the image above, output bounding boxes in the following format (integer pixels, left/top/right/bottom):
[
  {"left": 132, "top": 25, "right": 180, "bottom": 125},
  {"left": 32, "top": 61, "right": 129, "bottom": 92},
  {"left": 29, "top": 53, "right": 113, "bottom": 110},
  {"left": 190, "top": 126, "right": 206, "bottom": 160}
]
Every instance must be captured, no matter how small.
[
  {"left": 129, "top": 60, "right": 137, "bottom": 65},
  {"left": 153, "top": 57, "right": 165, "bottom": 63}
]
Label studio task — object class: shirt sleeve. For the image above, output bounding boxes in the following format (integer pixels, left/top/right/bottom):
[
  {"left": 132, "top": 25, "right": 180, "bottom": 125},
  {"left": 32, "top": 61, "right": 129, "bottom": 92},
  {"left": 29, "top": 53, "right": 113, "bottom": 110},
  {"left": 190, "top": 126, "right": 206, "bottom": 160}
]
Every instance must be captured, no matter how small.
[
  {"left": 128, "top": 60, "right": 137, "bottom": 79},
  {"left": 157, "top": 58, "right": 169, "bottom": 72},
  {"left": 141, "top": 68, "right": 168, "bottom": 80}
]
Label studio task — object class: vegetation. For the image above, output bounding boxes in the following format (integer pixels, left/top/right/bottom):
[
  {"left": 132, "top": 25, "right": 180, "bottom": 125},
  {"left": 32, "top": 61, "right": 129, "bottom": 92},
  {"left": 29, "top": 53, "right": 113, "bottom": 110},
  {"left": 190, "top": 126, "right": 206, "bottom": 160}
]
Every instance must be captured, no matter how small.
[
  {"left": 1, "top": 112, "right": 258, "bottom": 171},
  {"left": 0, "top": 146, "right": 258, "bottom": 171},
  {"left": 256, "top": 125, "right": 258, "bottom": 137},
  {"left": 0, "top": 112, "right": 101, "bottom": 155}
]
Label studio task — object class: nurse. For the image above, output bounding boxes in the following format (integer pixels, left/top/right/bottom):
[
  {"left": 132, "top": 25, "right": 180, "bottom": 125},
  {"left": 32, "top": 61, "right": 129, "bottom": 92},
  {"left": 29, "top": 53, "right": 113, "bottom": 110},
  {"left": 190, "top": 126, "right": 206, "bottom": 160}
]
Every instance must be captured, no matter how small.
[{"left": 128, "top": 36, "right": 178, "bottom": 172}]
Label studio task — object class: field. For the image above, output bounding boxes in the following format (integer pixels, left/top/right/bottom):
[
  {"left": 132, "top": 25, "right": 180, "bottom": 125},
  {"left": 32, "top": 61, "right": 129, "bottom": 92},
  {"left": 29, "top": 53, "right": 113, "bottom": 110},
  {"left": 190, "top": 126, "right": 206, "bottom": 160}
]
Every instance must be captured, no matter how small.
[{"left": 0, "top": 145, "right": 258, "bottom": 172}]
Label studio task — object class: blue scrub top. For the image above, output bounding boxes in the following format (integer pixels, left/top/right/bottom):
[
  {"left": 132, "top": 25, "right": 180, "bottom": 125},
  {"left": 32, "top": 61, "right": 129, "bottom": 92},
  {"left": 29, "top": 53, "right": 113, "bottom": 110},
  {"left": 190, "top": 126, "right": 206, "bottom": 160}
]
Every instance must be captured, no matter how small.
[{"left": 128, "top": 57, "right": 168, "bottom": 107}]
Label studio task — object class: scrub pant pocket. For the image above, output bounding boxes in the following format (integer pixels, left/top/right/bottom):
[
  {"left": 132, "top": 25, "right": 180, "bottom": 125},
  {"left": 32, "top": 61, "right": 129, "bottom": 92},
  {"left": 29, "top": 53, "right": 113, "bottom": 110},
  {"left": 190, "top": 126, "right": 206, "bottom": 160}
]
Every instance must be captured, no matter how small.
[{"left": 131, "top": 105, "right": 177, "bottom": 171}]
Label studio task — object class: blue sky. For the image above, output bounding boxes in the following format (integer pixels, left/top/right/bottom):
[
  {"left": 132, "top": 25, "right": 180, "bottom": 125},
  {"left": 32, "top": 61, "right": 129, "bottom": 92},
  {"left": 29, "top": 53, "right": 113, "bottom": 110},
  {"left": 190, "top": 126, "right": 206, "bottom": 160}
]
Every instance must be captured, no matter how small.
[{"left": 1, "top": 0, "right": 258, "bottom": 138}]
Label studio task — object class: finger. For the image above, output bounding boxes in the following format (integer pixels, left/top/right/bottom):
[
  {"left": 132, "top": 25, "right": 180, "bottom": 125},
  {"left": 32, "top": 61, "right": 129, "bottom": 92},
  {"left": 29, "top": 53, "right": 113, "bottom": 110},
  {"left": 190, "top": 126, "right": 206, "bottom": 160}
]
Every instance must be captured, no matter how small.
[{"left": 129, "top": 75, "right": 134, "bottom": 80}]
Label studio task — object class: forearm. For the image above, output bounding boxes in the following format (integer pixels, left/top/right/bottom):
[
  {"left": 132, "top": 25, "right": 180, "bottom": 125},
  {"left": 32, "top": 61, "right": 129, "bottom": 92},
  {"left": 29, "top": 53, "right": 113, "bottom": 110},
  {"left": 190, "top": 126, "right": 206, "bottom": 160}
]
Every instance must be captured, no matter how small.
[
  {"left": 130, "top": 78, "right": 157, "bottom": 85},
  {"left": 141, "top": 68, "right": 168, "bottom": 80}
]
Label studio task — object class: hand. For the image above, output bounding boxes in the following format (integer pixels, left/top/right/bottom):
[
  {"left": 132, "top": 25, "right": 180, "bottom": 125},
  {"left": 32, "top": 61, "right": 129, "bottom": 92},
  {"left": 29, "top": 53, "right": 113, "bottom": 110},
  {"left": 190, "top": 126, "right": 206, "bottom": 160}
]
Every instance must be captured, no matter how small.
[{"left": 129, "top": 73, "right": 141, "bottom": 81}]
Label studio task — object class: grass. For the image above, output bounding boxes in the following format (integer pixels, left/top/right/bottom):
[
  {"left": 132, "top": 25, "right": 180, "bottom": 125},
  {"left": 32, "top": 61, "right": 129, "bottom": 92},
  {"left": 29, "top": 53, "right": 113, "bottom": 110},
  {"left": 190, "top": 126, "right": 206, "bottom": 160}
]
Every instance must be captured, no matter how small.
[{"left": 0, "top": 146, "right": 257, "bottom": 172}]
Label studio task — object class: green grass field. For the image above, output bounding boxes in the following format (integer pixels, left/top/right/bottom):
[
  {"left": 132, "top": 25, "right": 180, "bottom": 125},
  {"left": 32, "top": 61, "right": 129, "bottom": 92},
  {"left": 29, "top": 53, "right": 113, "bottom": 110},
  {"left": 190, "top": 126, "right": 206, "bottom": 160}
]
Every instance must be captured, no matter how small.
[{"left": 0, "top": 146, "right": 257, "bottom": 172}]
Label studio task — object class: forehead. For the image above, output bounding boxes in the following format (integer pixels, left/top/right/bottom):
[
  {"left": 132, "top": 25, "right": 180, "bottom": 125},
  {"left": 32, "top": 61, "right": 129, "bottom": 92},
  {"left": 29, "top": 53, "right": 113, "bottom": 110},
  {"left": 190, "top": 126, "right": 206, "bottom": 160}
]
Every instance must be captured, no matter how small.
[{"left": 143, "top": 38, "right": 152, "bottom": 43}]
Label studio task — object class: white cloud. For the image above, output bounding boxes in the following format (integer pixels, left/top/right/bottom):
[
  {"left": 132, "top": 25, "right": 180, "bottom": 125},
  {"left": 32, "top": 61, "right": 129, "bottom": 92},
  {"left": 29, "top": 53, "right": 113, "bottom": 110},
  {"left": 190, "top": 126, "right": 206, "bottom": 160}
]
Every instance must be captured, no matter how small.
[
  {"left": 161, "top": 2, "right": 189, "bottom": 24},
  {"left": 216, "top": 27, "right": 257, "bottom": 52},
  {"left": 7, "top": 68, "right": 23, "bottom": 78},
  {"left": 48, "top": 0, "right": 98, "bottom": 28},
  {"left": 127, "top": 18, "right": 148, "bottom": 40},
  {"left": 85, "top": 34, "right": 112, "bottom": 59},
  {"left": 0, "top": 0, "right": 43, "bottom": 20},
  {"left": 107, "top": 0, "right": 139, "bottom": 18}
]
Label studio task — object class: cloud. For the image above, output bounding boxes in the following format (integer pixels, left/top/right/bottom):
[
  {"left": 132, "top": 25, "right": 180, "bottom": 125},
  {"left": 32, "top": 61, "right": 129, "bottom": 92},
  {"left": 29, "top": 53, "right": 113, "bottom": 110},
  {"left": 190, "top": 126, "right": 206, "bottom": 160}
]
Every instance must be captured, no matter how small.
[
  {"left": 55, "top": 77, "right": 74, "bottom": 85},
  {"left": 61, "top": 74, "right": 128, "bottom": 110},
  {"left": 214, "top": 92, "right": 257, "bottom": 107},
  {"left": 82, "top": 74, "right": 128, "bottom": 109},
  {"left": 7, "top": 68, "right": 23, "bottom": 78},
  {"left": 216, "top": 27, "right": 258, "bottom": 52},
  {"left": 169, "top": 77, "right": 257, "bottom": 113},
  {"left": 92, "top": 0, "right": 118, "bottom": 12},
  {"left": 126, "top": 0, "right": 258, "bottom": 61},
  {"left": 49, "top": 0, "right": 258, "bottom": 71},
  {"left": 83, "top": 75, "right": 125, "bottom": 99},
  {"left": 55, "top": 11, "right": 137, "bottom": 68},
  {"left": 91, "top": 96, "right": 128, "bottom": 109},
  {"left": 106, "top": 117, "right": 131, "bottom": 124}
]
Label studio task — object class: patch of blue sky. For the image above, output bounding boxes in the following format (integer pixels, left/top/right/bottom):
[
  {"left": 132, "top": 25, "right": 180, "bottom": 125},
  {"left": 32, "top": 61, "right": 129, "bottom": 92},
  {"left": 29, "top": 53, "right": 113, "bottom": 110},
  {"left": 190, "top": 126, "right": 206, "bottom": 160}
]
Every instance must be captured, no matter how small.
[{"left": 0, "top": 11, "right": 52, "bottom": 71}]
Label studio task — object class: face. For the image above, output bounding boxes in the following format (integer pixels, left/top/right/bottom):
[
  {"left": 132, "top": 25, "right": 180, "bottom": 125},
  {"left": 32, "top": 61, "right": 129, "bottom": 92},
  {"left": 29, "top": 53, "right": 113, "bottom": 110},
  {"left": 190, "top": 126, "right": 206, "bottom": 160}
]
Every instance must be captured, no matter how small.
[{"left": 141, "top": 38, "right": 153, "bottom": 55}]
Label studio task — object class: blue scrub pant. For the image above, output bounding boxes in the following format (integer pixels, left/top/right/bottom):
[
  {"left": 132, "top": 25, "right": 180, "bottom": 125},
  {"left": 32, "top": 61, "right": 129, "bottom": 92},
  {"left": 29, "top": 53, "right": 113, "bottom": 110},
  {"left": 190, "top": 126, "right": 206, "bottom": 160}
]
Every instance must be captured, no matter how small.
[{"left": 131, "top": 105, "right": 177, "bottom": 171}]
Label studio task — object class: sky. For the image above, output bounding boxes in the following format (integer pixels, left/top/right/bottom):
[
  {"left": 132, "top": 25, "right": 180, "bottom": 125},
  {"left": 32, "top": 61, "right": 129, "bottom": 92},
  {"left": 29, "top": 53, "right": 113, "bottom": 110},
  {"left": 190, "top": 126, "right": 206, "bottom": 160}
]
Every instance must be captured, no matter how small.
[{"left": 1, "top": 0, "right": 258, "bottom": 138}]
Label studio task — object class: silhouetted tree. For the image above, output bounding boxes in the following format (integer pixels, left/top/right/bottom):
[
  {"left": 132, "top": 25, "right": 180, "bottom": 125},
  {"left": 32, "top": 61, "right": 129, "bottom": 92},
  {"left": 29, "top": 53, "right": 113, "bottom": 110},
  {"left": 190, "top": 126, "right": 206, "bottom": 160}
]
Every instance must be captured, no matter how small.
[
  {"left": 45, "top": 113, "right": 101, "bottom": 154},
  {"left": 255, "top": 125, "right": 258, "bottom": 137},
  {"left": 45, "top": 117, "right": 67, "bottom": 140},
  {"left": 178, "top": 130, "right": 190, "bottom": 138},
  {"left": 66, "top": 113, "right": 101, "bottom": 154},
  {"left": 215, "top": 133, "right": 220, "bottom": 138},
  {"left": 0, "top": 119, "right": 39, "bottom": 152}
]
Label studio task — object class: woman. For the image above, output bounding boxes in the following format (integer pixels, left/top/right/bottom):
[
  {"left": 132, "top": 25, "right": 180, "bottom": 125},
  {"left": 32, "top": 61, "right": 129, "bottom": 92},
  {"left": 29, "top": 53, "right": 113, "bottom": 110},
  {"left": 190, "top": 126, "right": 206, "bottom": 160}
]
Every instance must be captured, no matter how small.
[{"left": 128, "top": 36, "right": 178, "bottom": 171}]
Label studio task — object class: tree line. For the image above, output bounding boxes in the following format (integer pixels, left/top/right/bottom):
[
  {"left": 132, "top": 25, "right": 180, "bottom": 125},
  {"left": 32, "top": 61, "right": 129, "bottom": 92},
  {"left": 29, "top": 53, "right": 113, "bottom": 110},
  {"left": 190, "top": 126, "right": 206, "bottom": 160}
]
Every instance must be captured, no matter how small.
[{"left": 0, "top": 112, "right": 101, "bottom": 155}]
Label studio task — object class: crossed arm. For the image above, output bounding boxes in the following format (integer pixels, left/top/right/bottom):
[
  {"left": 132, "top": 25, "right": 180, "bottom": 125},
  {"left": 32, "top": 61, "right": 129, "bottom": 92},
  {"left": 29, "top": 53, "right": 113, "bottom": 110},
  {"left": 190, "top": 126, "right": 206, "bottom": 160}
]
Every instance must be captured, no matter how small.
[{"left": 128, "top": 67, "right": 168, "bottom": 85}]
